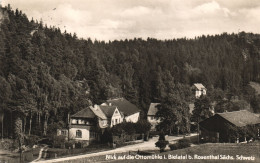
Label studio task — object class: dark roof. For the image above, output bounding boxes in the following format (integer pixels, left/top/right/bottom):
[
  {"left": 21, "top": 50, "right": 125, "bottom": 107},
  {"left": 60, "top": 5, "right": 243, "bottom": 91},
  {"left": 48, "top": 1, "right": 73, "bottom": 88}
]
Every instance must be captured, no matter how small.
[
  {"left": 99, "top": 106, "right": 117, "bottom": 118},
  {"left": 147, "top": 103, "right": 160, "bottom": 116},
  {"left": 106, "top": 98, "right": 140, "bottom": 116},
  {"left": 217, "top": 110, "right": 260, "bottom": 127},
  {"left": 71, "top": 107, "right": 95, "bottom": 118},
  {"left": 89, "top": 105, "right": 107, "bottom": 119}
]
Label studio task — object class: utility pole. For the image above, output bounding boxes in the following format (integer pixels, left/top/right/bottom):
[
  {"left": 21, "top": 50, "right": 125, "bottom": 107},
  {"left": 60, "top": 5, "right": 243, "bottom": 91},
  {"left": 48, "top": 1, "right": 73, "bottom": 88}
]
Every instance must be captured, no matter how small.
[
  {"left": 1, "top": 112, "right": 4, "bottom": 142},
  {"left": 197, "top": 118, "right": 200, "bottom": 144}
]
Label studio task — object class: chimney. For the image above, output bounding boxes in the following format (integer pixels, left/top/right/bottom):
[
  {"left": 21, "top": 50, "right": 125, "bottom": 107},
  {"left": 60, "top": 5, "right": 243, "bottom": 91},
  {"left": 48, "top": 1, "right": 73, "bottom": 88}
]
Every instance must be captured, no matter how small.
[
  {"left": 94, "top": 104, "right": 98, "bottom": 110},
  {"left": 109, "top": 103, "right": 112, "bottom": 106}
]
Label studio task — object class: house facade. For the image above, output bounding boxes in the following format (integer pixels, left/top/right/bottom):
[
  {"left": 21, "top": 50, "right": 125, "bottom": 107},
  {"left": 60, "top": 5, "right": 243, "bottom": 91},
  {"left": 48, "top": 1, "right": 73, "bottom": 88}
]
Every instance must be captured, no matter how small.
[
  {"left": 102, "top": 98, "right": 140, "bottom": 123},
  {"left": 147, "top": 103, "right": 161, "bottom": 131},
  {"left": 192, "top": 83, "right": 206, "bottom": 98},
  {"left": 57, "top": 98, "right": 140, "bottom": 145},
  {"left": 56, "top": 107, "right": 100, "bottom": 146},
  {"left": 199, "top": 110, "right": 260, "bottom": 143},
  {"left": 69, "top": 108, "right": 99, "bottom": 144}
]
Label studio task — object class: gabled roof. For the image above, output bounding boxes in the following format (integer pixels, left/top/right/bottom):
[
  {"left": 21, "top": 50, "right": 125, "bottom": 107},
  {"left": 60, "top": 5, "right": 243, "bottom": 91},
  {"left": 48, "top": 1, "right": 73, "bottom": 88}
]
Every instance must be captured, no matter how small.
[
  {"left": 99, "top": 106, "right": 118, "bottom": 118},
  {"left": 147, "top": 103, "right": 160, "bottom": 116},
  {"left": 89, "top": 105, "right": 107, "bottom": 120},
  {"left": 106, "top": 98, "right": 140, "bottom": 116},
  {"left": 71, "top": 107, "right": 96, "bottom": 118},
  {"left": 217, "top": 110, "right": 260, "bottom": 127},
  {"left": 193, "top": 83, "right": 206, "bottom": 90}
]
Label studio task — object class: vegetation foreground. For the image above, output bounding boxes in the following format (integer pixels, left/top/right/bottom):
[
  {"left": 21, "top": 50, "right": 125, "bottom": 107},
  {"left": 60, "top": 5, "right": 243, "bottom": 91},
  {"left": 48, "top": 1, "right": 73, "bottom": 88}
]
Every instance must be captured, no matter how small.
[{"left": 66, "top": 142, "right": 259, "bottom": 163}]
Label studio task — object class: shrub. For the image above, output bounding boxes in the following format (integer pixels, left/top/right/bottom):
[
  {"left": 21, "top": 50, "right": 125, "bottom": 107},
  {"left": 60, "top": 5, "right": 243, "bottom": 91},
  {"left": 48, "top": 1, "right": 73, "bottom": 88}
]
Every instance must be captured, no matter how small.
[
  {"left": 169, "top": 143, "right": 179, "bottom": 150},
  {"left": 155, "top": 140, "right": 169, "bottom": 152},
  {"left": 46, "top": 148, "right": 69, "bottom": 158},
  {"left": 111, "top": 122, "right": 136, "bottom": 136},
  {"left": 159, "top": 132, "right": 166, "bottom": 140},
  {"left": 65, "top": 140, "right": 75, "bottom": 149},
  {"left": 135, "top": 120, "right": 151, "bottom": 134},
  {"left": 52, "top": 135, "right": 66, "bottom": 148},
  {"left": 25, "top": 135, "right": 39, "bottom": 147},
  {"left": 178, "top": 139, "right": 191, "bottom": 148},
  {"left": 23, "top": 152, "right": 33, "bottom": 162},
  {"left": 75, "top": 142, "right": 83, "bottom": 148},
  {"left": 123, "top": 122, "right": 136, "bottom": 135},
  {"left": 111, "top": 124, "right": 124, "bottom": 136}
]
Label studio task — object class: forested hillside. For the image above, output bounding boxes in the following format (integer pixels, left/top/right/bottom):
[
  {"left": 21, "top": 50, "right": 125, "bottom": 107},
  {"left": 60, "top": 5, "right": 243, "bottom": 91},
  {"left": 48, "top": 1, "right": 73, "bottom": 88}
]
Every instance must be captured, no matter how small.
[{"left": 0, "top": 6, "right": 260, "bottom": 137}]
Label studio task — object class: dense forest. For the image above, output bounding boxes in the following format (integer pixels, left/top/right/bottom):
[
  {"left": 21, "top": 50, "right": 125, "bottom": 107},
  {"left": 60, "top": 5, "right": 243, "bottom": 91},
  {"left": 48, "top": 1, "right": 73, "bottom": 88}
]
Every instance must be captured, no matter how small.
[{"left": 0, "top": 6, "right": 260, "bottom": 138}]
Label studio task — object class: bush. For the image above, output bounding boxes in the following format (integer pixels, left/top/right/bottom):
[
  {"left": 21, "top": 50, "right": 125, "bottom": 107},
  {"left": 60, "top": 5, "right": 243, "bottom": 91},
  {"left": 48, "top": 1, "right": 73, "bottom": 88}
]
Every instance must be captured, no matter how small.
[
  {"left": 155, "top": 140, "right": 169, "bottom": 152},
  {"left": 23, "top": 152, "right": 33, "bottom": 162},
  {"left": 169, "top": 143, "right": 179, "bottom": 150},
  {"left": 111, "top": 122, "right": 138, "bottom": 136},
  {"left": 135, "top": 120, "right": 151, "bottom": 134},
  {"left": 25, "top": 135, "right": 39, "bottom": 147},
  {"left": 159, "top": 132, "right": 166, "bottom": 140},
  {"left": 169, "top": 139, "right": 191, "bottom": 151},
  {"left": 178, "top": 139, "right": 191, "bottom": 148},
  {"left": 52, "top": 135, "right": 66, "bottom": 148},
  {"left": 75, "top": 142, "right": 83, "bottom": 148},
  {"left": 65, "top": 140, "right": 75, "bottom": 149},
  {"left": 0, "top": 139, "right": 17, "bottom": 150},
  {"left": 46, "top": 148, "right": 69, "bottom": 158},
  {"left": 123, "top": 122, "right": 136, "bottom": 135}
]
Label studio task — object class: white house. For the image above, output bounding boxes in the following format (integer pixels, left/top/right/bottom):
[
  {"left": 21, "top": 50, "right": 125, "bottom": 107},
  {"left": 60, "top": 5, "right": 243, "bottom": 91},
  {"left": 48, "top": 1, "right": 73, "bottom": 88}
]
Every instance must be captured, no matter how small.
[
  {"left": 57, "top": 107, "right": 100, "bottom": 145},
  {"left": 90, "top": 105, "right": 124, "bottom": 128},
  {"left": 58, "top": 98, "right": 140, "bottom": 144},
  {"left": 192, "top": 83, "right": 207, "bottom": 98},
  {"left": 147, "top": 103, "right": 161, "bottom": 131},
  {"left": 102, "top": 98, "right": 140, "bottom": 123}
]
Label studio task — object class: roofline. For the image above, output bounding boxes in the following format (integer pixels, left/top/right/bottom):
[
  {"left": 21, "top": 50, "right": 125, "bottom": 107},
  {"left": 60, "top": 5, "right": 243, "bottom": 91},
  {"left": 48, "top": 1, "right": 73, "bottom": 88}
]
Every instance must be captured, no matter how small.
[
  {"left": 217, "top": 109, "right": 248, "bottom": 115},
  {"left": 215, "top": 111, "right": 260, "bottom": 127},
  {"left": 70, "top": 116, "right": 95, "bottom": 118},
  {"left": 124, "top": 111, "right": 140, "bottom": 117}
]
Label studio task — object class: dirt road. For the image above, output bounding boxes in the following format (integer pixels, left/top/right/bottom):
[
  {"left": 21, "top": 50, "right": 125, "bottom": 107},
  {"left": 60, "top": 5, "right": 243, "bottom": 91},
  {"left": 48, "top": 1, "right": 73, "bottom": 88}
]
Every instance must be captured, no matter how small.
[{"left": 35, "top": 134, "right": 197, "bottom": 163}]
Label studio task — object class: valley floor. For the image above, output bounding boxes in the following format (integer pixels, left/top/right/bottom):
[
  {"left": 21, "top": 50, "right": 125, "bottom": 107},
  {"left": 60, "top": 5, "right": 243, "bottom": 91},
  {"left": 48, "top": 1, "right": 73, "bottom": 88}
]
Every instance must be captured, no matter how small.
[{"left": 35, "top": 134, "right": 197, "bottom": 163}]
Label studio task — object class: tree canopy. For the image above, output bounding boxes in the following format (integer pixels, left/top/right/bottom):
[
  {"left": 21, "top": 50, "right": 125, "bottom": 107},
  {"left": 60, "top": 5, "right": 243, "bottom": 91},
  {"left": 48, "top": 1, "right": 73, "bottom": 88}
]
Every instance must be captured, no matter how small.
[{"left": 0, "top": 6, "right": 260, "bottom": 138}]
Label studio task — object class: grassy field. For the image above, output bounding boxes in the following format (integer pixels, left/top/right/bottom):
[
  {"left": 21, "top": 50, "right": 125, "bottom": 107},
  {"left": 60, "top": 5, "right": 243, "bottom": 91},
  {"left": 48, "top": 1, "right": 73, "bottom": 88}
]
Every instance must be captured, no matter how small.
[{"left": 74, "top": 142, "right": 260, "bottom": 163}]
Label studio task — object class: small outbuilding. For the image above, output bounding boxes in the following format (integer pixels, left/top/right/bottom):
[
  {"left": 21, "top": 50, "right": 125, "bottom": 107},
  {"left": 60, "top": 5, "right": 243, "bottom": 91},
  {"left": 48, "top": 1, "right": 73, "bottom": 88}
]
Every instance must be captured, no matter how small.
[
  {"left": 199, "top": 110, "right": 260, "bottom": 143},
  {"left": 147, "top": 103, "right": 160, "bottom": 131},
  {"left": 192, "top": 83, "right": 206, "bottom": 98}
]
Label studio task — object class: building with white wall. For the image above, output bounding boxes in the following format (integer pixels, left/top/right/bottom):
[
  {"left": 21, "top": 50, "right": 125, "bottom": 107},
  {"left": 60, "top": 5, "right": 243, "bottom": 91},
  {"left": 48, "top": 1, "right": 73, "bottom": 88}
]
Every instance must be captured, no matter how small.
[
  {"left": 192, "top": 83, "right": 207, "bottom": 98},
  {"left": 147, "top": 103, "right": 161, "bottom": 131},
  {"left": 58, "top": 98, "right": 140, "bottom": 144}
]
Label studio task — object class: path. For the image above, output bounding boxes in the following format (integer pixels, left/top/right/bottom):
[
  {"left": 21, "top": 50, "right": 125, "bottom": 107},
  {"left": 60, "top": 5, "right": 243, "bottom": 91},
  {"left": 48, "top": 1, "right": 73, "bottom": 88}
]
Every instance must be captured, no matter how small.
[
  {"left": 36, "top": 134, "right": 197, "bottom": 163},
  {"left": 31, "top": 145, "right": 48, "bottom": 162}
]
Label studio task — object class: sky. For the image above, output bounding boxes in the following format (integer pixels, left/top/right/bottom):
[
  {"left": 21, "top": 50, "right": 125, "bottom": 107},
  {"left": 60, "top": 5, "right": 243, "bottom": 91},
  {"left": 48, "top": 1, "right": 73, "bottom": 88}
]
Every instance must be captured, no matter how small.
[{"left": 1, "top": 0, "right": 260, "bottom": 41}]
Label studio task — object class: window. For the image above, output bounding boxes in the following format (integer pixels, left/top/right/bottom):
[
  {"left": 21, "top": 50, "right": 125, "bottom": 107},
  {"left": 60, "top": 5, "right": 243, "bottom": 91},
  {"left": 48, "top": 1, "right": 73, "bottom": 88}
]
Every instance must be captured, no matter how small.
[
  {"left": 61, "top": 130, "right": 67, "bottom": 136},
  {"left": 151, "top": 116, "right": 154, "bottom": 120},
  {"left": 76, "top": 130, "right": 82, "bottom": 138},
  {"left": 71, "top": 119, "right": 77, "bottom": 124},
  {"left": 115, "top": 119, "right": 118, "bottom": 124}
]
